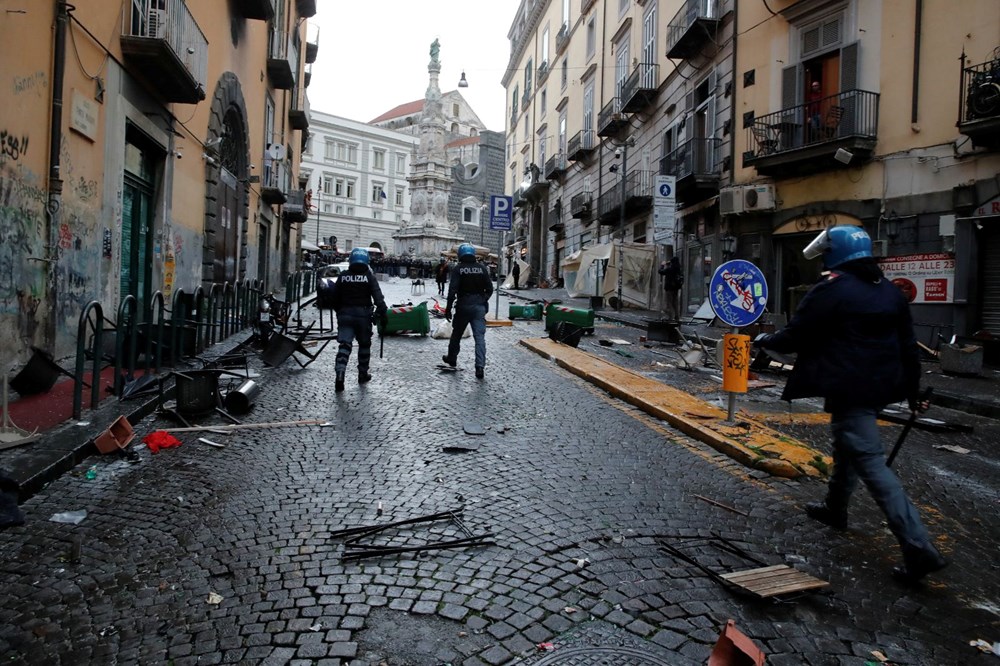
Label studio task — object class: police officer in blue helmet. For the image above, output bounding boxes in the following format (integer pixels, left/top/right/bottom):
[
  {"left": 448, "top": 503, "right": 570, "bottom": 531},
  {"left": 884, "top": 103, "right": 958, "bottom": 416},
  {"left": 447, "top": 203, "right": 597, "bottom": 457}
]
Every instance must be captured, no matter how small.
[
  {"left": 330, "top": 248, "right": 387, "bottom": 392},
  {"left": 755, "top": 225, "right": 946, "bottom": 584},
  {"left": 442, "top": 243, "right": 493, "bottom": 378}
]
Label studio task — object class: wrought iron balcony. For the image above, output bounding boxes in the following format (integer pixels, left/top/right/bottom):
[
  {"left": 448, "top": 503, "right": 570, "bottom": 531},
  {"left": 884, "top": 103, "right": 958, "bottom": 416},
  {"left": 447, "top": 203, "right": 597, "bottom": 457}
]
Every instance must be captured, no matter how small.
[
  {"left": 289, "top": 89, "right": 310, "bottom": 130},
  {"left": 537, "top": 61, "right": 550, "bottom": 86},
  {"left": 597, "top": 97, "right": 627, "bottom": 137},
  {"left": 235, "top": 0, "right": 274, "bottom": 21},
  {"left": 296, "top": 0, "right": 316, "bottom": 18},
  {"left": 570, "top": 192, "right": 592, "bottom": 219},
  {"left": 303, "top": 63, "right": 312, "bottom": 88},
  {"left": 544, "top": 153, "right": 567, "bottom": 180},
  {"left": 958, "top": 53, "right": 1000, "bottom": 149},
  {"left": 666, "top": 0, "right": 720, "bottom": 60},
  {"left": 261, "top": 157, "right": 290, "bottom": 205},
  {"left": 567, "top": 130, "right": 596, "bottom": 162},
  {"left": 556, "top": 24, "right": 570, "bottom": 55},
  {"left": 521, "top": 88, "right": 532, "bottom": 111},
  {"left": 120, "top": 0, "right": 207, "bottom": 103},
  {"left": 267, "top": 29, "right": 299, "bottom": 90},
  {"left": 622, "top": 63, "right": 659, "bottom": 113},
  {"left": 305, "top": 24, "right": 319, "bottom": 64},
  {"left": 659, "top": 138, "right": 721, "bottom": 201},
  {"left": 580, "top": 0, "right": 597, "bottom": 13},
  {"left": 521, "top": 164, "right": 548, "bottom": 200},
  {"left": 510, "top": 109, "right": 518, "bottom": 130},
  {"left": 743, "top": 89, "right": 879, "bottom": 177},
  {"left": 598, "top": 170, "right": 654, "bottom": 224},
  {"left": 282, "top": 190, "right": 308, "bottom": 223}
]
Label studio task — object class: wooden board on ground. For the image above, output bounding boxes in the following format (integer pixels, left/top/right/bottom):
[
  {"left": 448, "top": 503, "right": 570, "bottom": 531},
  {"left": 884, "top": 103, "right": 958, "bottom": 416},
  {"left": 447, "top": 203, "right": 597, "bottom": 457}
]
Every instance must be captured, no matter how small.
[{"left": 719, "top": 564, "right": 829, "bottom": 598}]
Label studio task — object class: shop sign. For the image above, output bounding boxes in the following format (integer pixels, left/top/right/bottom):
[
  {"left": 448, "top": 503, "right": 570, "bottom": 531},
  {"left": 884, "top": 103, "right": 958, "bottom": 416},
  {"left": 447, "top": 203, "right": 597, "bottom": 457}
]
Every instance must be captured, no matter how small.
[{"left": 877, "top": 252, "right": 955, "bottom": 304}]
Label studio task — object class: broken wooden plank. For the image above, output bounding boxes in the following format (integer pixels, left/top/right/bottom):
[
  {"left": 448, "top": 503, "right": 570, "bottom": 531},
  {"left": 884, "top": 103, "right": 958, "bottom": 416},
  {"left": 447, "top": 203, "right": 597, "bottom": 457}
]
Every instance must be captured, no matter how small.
[{"left": 720, "top": 565, "right": 829, "bottom": 598}]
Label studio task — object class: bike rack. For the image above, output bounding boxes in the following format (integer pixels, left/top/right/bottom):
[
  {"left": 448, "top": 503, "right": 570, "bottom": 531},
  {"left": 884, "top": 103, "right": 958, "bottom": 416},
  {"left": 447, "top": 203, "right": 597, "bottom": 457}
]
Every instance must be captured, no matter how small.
[
  {"left": 73, "top": 301, "right": 104, "bottom": 419},
  {"left": 114, "top": 295, "right": 139, "bottom": 398}
]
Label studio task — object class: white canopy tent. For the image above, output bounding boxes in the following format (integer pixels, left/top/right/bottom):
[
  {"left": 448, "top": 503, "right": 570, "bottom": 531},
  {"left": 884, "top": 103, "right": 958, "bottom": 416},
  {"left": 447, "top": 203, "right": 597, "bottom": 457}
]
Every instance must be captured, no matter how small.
[{"left": 561, "top": 243, "right": 612, "bottom": 298}]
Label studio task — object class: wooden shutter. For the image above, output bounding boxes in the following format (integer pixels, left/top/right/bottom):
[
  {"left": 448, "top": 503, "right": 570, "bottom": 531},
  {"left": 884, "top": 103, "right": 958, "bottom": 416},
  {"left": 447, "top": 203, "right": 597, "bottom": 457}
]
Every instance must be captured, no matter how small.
[{"left": 839, "top": 41, "right": 860, "bottom": 134}]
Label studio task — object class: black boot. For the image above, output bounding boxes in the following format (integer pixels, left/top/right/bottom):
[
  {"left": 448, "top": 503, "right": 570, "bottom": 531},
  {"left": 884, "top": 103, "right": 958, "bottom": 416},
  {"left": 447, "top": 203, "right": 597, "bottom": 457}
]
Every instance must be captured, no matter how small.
[
  {"left": 475, "top": 367, "right": 485, "bottom": 379},
  {"left": 441, "top": 355, "right": 456, "bottom": 368},
  {"left": 805, "top": 501, "right": 848, "bottom": 529},
  {"left": 358, "top": 371, "right": 372, "bottom": 384},
  {"left": 892, "top": 545, "right": 948, "bottom": 584},
  {"left": 335, "top": 371, "right": 345, "bottom": 392}
]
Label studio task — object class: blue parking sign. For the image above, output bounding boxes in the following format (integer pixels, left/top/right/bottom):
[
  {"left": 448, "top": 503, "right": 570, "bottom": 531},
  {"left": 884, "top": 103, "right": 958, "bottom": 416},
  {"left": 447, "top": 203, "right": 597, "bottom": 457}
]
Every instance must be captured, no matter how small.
[{"left": 489, "top": 195, "right": 513, "bottom": 230}]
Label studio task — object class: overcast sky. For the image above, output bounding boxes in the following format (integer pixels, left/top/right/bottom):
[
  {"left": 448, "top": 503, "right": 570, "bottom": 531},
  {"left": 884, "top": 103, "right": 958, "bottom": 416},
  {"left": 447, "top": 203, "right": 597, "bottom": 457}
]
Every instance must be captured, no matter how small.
[{"left": 307, "top": 1, "right": 521, "bottom": 131}]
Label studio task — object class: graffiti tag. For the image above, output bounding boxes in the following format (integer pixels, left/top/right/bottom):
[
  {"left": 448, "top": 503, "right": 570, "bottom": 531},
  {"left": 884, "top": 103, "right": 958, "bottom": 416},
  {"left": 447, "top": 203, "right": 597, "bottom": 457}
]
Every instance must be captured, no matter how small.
[
  {"left": 0, "top": 130, "right": 29, "bottom": 163},
  {"left": 13, "top": 71, "right": 47, "bottom": 96}
]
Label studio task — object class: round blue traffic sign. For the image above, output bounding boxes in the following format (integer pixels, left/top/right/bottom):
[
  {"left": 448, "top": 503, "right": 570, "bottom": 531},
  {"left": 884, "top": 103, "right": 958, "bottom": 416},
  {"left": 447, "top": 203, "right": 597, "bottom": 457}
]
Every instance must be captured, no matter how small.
[
  {"left": 658, "top": 183, "right": 672, "bottom": 197},
  {"left": 708, "top": 259, "right": 769, "bottom": 327}
]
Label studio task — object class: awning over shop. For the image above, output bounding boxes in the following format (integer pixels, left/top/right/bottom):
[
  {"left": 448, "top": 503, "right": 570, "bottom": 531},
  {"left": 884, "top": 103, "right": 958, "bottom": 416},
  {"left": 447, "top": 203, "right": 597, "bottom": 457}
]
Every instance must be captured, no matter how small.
[{"left": 301, "top": 239, "right": 320, "bottom": 252}]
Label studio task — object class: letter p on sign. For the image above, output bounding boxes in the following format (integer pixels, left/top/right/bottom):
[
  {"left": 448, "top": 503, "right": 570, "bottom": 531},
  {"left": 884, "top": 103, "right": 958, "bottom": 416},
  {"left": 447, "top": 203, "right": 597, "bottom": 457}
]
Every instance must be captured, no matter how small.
[{"left": 489, "top": 195, "right": 513, "bottom": 230}]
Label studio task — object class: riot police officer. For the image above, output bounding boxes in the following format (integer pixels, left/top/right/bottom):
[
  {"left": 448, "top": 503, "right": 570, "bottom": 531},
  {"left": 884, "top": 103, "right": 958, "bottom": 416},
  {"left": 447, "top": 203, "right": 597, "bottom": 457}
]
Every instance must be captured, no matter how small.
[
  {"left": 755, "top": 225, "right": 947, "bottom": 584},
  {"left": 331, "top": 248, "right": 387, "bottom": 392},
  {"left": 442, "top": 243, "right": 493, "bottom": 379}
]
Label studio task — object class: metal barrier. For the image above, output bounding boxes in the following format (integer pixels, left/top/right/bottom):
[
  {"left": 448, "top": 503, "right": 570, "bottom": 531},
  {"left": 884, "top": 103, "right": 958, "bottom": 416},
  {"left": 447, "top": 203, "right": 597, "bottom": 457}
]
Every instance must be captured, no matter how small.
[
  {"left": 73, "top": 301, "right": 104, "bottom": 419},
  {"left": 207, "top": 283, "right": 223, "bottom": 347},
  {"left": 114, "top": 295, "right": 139, "bottom": 398},
  {"left": 170, "top": 288, "right": 188, "bottom": 368},
  {"left": 190, "top": 286, "right": 206, "bottom": 352},
  {"left": 146, "top": 291, "right": 166, "bottom": 375},
  {"left": 223, "top": 282, "right": 235, "bottom": 339}
]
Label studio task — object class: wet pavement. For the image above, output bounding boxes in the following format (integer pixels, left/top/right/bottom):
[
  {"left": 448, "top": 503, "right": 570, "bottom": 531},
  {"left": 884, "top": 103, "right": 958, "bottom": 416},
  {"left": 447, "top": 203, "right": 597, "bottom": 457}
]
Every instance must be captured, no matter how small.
[{"left": 0, "top": 278, "right": 998, "bottom": 665}]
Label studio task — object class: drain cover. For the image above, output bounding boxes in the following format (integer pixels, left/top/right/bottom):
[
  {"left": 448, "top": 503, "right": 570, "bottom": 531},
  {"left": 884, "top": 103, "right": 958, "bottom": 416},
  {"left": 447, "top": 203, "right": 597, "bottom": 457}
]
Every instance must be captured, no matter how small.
[{"left": 532, "top": 646, "right": 676, "bottom": 665}]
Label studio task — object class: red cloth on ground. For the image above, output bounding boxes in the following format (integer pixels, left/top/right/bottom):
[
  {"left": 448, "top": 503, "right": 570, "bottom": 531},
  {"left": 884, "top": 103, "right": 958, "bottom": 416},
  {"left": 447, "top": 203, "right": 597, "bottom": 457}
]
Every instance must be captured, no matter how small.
[{"left": 142, "top": 431, "right": 182, "bottom": 454}]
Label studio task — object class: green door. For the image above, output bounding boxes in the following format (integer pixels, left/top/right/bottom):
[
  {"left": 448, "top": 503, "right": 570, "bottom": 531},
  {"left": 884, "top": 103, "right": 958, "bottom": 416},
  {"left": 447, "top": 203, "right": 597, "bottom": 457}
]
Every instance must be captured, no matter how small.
[{"left": 121, "top": 140, "right": 155, "bottom": 311}]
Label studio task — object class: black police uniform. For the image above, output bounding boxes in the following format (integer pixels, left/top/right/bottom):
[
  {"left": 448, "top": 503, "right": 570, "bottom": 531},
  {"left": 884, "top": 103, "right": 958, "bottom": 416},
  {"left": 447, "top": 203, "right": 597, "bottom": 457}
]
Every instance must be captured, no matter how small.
[
  {"left": 331, "top": 265, "right": 387, "bottom": 381},
  {"left": 444, "top": 258, "right": 493, "bottom": 373}
]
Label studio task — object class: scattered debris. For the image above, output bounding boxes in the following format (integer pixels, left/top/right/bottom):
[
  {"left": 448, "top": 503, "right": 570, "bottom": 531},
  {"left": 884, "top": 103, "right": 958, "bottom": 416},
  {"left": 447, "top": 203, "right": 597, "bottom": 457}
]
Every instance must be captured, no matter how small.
[
  {"left": 158, "top": 419, "right": 325, "bottom": 433},
  {"left": 708, "top": 619, "right": 765, "bottom": 666},
  {"left": 198, "top": 437, "right": 226, "bottom": 449},
  {"left": 462, "top": 422, "right": 486, "bottom": 436},
  {"left": 563, "top": 606, "right": 578, "bottom": 614},
  {"left": 206, "top": 592, "right": 223, "bottom": 605},
  {"left": 98, "top": 625, "right": 118, "bottom": 638},
  {"left": 869, "top": 650, "right": 890, "bottom": 663},
  {"left": 969, "top": 639, "right": 1000, "bottom": 656},
  {"left": 143, "top": 431, "right": 182, "bottom": 454},
  {"left": 574, "top": 558, "right": 590, "bottom": 569},
  {"left": 694, "top": 494, "right": 749, "bottom": 517},
  {"left": 309, "top": 622, "right": 323, "bottom": 632},
  {"left": 537, "top": 642, "right": 555, "bottom": 652},
  {"left": 330, "top": 507, "right": 494, "bottom": 561},
  {"left": 49, "top": 510, "right": 87, "bottom": 525},
  {"left": 933, "top": 444, "right": 971, "bottom": 455}
]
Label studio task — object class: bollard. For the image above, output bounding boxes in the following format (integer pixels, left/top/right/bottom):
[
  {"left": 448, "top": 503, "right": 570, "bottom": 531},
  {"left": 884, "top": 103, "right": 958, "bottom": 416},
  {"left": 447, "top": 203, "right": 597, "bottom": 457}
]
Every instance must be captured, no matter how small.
[{"left": 722, "top": 333, "right": 752, "bottom": 394}]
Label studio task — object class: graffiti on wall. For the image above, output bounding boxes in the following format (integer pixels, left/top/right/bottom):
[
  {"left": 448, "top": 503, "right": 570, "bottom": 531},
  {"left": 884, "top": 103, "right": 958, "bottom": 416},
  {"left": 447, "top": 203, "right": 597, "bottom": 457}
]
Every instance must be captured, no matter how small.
[
  {"left": 12, "top": 71, "right": 47, "bottom": 97},
  {"left": 54, "top": 206, "right": 100, "bottom": 340},
  {"left": 0, "top": 130, "right": 29, "bottom": 164}
]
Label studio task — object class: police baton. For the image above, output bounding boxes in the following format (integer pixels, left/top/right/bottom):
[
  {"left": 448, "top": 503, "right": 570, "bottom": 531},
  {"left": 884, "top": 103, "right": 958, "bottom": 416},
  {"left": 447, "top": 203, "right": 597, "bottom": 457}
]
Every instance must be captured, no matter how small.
[{"left": 886, "top": 386, "right": 933, "bottom": 468}]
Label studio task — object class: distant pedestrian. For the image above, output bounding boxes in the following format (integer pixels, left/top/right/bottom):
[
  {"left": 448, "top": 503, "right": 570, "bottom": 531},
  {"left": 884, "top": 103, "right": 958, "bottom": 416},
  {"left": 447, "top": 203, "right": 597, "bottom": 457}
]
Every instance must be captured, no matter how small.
[
  {"left": 330, "top": 248, "right": 387, "bottom": 392},
  {"left": 658, "top": 256, "right": 683, "bottom": 321},
  {"left": 511, "top": 261, "right": 521, "bottom": 290},
  {"left": 442, "top": 244, "right": 493, "bottom": 379},
  {"left": 435, "top": 258, "right": 449, "bottom": 296},
  {"left": 754, "top": 225, "right": 946, "bottom": 584}
]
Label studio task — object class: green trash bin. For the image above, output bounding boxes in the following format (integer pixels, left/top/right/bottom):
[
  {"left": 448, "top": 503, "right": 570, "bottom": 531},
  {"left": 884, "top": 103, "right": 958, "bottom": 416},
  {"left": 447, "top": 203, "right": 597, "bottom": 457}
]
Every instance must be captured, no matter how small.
[
  {"left": 508, "top": 303, "right": 543, "bottom": 320},
  {"left": 379, "top": 301, "right": 431, "bottom": 336},
  {"left": 545, "top": 303, "right": 595, "bottom": 332}
]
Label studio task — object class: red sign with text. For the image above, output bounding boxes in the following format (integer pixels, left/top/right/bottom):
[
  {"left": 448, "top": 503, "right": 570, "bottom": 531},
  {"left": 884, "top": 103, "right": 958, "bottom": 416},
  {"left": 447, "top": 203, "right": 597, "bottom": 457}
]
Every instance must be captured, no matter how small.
[{"left": 877, "top": 253, "right": 955, "bottom": 304}]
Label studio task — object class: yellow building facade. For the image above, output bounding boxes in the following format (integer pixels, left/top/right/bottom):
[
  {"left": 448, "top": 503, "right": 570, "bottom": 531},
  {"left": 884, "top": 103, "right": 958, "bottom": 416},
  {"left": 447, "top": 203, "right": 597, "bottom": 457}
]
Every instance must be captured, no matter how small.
[{"left": 0, "top": 0, "right": 315, "bottom": 362}]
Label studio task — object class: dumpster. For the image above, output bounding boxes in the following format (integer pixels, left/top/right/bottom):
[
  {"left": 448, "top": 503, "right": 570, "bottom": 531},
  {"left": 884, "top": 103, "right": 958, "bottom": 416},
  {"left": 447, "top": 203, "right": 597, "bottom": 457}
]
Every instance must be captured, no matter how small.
[
  {"left": 545, "top": 304, "right": 594, "bottom": 333},
  {"left": 379, "top": 301, "right": 431, "bottom": 336},
  {"left": 509, "top": 303, "right": 543, "bottom": 320}
]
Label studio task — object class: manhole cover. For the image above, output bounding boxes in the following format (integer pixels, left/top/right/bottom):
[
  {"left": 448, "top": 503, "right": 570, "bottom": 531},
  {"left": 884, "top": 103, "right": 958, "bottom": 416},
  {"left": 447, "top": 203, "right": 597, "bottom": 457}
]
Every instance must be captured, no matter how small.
[{"left": 532, "top": 646, "right": 675, "bottom": 666}]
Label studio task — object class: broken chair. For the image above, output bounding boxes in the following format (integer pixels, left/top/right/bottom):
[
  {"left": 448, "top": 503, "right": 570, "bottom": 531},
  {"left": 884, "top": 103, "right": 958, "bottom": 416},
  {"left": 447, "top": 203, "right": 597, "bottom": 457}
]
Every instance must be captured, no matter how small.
[{"left": 260, "top": 321, "right": 334, "bottom": 368}]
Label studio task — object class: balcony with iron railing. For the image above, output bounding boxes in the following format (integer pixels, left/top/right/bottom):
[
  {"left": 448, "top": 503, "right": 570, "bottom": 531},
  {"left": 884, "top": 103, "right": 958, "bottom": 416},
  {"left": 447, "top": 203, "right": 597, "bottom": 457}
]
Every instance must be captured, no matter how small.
[
  {"left": 267, "top": 29, "right": 299, "bottom": 90},
  {"left": 659, "top": 137, "right": 721, "bottom": 201},
  {"left": 544, "top": 153, "right": 567, "bottom": 180},
  {"left": 120, "top": 0, "right": 208, "bottom": 103},
  {"left": 666, "top": 0, "right": 720, "bottom": 60},
  {"left": 580, "top": 0, "right": 598, "bottom": 13},
  {"left": 537, "top": 61, "right": 550, "bottom": 86},
  {"left": 521, "top": 87, "right": 532, "bottom": 111},
  {"left": 621, "top": 63, "right": 659, "bottom": 113},
  {"left": 598, "top": 170, "right": 654, "bottom": 224},
  {"left": 743, "top": 89, "right": 879, "bottom": 177},
  {"left": 289, "top": 89, "right": 310, "bottom": 130},
  {"left": 556, "top": 24, "right": 570, "bottom": 55},
  {"left": 235, "top": 0, "right": 274, "bottom": 21},
  {"left": 303, "top": 62, "right": 312, "bottom": 88},
  {"left": 958, "top": 52, "right": 1000, "bottom": 149},
  {"left": 262, "top": 138, "right": 291, "bottom": 205},
  {"left": 567, "top": 129, "right": 596, "bottom": 162},
  {"left": 597, "top": 97, "right": 628, "bottom": 137},
  {"left": 510, "top": 108, "right": 519, "bottom": 130},
  {"left": 570, "top": 192, "right": 593, "bottom": 219},
  {"left": 282, "top": 189, "right": 308, "bottom": 223},
  {"left": 305, "top": 23, "right": 320, "bottom": 64}
]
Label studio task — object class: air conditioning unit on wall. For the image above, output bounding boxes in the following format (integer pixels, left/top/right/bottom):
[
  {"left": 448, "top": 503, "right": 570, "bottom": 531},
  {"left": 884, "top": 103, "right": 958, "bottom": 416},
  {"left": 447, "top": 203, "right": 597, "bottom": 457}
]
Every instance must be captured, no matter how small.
[
  {"left": 719, "top": 187, "right": 744, "bottom": 215},
  {"left": 743, "top": 184, "right": 776, "bottom": 212}
]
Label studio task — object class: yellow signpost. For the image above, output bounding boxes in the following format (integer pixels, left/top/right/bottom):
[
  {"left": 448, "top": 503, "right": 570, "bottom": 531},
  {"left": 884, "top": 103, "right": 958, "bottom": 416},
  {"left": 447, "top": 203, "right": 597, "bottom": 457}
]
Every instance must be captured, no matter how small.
[{"left": 722, "top": 333, "right": 752, "bottom": 393}]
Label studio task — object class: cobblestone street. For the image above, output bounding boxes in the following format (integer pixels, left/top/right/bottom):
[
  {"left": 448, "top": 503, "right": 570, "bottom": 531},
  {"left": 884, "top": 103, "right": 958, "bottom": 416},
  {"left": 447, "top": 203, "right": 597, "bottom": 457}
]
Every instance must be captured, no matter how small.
[{"left": 1, "top": 279, "right": 998, "bottom": 665}]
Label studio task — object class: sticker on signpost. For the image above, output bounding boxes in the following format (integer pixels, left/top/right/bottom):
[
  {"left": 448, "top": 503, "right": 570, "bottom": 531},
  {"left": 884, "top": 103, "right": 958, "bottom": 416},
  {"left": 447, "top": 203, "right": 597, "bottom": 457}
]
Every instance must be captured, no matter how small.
[{"left": 709, "top": 259, "right": 769, "bottom": 328}]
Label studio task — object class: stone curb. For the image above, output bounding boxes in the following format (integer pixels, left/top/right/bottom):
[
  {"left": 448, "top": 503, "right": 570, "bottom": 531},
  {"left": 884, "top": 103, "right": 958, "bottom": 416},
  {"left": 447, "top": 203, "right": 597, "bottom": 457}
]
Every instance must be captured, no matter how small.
[{"left": 520, "top": 337, "right": 830, "bottom": 479}]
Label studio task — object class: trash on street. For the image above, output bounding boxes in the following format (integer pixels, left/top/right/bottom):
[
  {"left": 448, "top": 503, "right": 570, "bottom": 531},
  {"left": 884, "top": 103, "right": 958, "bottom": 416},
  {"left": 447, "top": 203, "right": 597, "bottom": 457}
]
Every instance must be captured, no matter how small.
[{"left": 49, "top": 510, "right": 87, "bottom": 525}]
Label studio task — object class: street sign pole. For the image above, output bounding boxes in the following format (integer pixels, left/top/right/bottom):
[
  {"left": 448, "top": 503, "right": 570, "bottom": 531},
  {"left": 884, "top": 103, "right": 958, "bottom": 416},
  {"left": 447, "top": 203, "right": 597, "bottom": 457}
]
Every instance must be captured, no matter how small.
[
  {"left": 488, "top": 195, "right": 513, "bottom": 320},
  {"left": 495, "top": 230, "right": 504, "bottom": 318}
]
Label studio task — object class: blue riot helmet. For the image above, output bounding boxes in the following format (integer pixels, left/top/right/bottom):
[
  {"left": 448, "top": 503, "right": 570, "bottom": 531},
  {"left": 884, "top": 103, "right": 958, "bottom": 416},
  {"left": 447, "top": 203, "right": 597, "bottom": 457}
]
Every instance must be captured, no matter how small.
[
  {"left": 457, "top": 243, "right": 476, "bottom": 261},
  {"left": 803, "top": 225, "right": 872, "bottom": 269},
  {"left": 349, "top": 248, "right": 370, "bottom": 266}
]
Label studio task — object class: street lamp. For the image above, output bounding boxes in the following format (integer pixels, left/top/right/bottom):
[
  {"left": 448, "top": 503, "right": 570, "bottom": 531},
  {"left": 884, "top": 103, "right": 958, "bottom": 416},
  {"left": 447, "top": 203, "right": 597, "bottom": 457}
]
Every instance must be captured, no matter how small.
[
  {"left": 314, "top": 188, "right": 321, "bottom": 245},
  {"left": 609, "top": 136, "right": 635, "bottom": 312}
]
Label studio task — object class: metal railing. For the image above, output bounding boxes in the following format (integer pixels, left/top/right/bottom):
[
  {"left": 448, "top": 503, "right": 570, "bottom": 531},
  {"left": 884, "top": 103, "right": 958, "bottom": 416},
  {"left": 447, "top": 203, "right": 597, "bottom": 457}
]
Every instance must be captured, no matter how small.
[
  {"left": 556, "top": 24, "right": 569, "bottom": 54},
  {"left": 622, "top": 63, "right": 659, "bottom": 104},
  {"left": 959, "top": 54, "right": 1000, "bottom": 123},
  {"left": 659, "top": 138, "right": 720, "bottom": 179},
  {"left": 666, "top": 0, "right": 719, "bottom": 57},
  {"left": 544, "top": 153, "right": 567, "bottom": 180},
  {"left": 745, "top": 89, "right": 879, "bottom": 159},
  {"left": 567, "top": 129, "right": 595, "bottom": 159},
  {"left": 122, "top": 0, "right": 208, "bottom": 91},
  {"left": 598, "top": 97, "right": 623, "bottom": 132}
]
